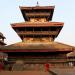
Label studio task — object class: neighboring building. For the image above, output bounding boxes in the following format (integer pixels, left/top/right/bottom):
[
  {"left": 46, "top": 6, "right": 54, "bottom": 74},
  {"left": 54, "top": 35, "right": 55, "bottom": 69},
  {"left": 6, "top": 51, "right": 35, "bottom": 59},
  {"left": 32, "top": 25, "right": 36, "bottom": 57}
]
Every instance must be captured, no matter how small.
[
  {"left": 0, "top": 32, "right": 6, "bottom": 46},
  {"left": 0, "top": 32, "right": 6, "bottom": 70},
  {"left": 0, "top": 4, "right": 75, "bottom": 72},
  {"left": 67, "top": 51, "right": 75, "bottom": 67}
]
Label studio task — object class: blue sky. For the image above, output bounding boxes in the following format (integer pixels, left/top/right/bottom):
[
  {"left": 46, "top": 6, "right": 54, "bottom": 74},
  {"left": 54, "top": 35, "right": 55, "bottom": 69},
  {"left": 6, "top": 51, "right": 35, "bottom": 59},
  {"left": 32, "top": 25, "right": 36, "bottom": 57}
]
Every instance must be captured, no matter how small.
[{"left": 0, "top": 0, "right": 75, "bottom": 46}]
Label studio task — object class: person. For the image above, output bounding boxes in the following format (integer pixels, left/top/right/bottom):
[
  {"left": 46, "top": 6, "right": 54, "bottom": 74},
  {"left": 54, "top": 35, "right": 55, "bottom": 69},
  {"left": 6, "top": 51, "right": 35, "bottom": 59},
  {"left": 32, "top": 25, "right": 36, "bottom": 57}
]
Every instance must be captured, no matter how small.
[
  {"left": 0, "top": 61, "right": 4, "bottom": 71},
  {"left": 44, "top": 63, "right": 49, "bottom": 71}
]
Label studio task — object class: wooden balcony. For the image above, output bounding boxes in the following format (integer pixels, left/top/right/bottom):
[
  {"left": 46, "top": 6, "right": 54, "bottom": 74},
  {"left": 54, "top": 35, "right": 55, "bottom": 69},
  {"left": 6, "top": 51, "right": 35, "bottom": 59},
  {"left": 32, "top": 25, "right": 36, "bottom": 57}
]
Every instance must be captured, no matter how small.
[{"left": 17, "top": 31, "right": 58, "bottom": 35}]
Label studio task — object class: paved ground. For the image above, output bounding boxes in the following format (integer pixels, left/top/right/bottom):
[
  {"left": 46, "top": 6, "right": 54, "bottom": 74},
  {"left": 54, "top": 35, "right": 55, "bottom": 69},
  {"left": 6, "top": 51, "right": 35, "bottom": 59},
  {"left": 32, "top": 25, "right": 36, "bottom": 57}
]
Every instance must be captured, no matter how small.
[
  {"left": 0, "top": 68, "right": 75, "bottom": 75},
  {"left": 50, "top": 68, "right": 75, "bottom": 75},
  {"left": 0, "top": 71, "right": 50, "bottom": 75}
]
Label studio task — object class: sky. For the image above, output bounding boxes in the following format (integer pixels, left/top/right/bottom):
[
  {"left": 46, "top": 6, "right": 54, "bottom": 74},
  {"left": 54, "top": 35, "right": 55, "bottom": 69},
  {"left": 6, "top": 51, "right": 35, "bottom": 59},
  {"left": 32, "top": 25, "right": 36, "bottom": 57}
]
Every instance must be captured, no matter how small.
[{"left": 0, "top": 0, "right": 75, "bottom": 46}]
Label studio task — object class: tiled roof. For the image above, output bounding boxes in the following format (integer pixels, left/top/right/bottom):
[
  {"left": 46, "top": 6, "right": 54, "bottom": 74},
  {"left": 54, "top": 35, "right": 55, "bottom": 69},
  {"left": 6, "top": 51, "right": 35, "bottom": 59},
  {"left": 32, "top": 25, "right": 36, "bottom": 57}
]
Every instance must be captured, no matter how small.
[
  {"left": 0, "top": 42, "right": 74, "bottom": 52},
  {"left": 11, "top": 22, "right": 64, "bottom": 27}
]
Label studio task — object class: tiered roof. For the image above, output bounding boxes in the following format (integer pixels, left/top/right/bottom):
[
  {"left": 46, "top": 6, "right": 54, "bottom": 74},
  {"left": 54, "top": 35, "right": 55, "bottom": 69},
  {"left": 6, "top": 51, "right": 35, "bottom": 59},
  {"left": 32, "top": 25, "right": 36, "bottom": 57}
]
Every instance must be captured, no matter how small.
[
  {"left": 0, "top": 5, "right": 74, "bottom": 53},
  {"left": 20, "top": 6, "right": 55, "bottom": 21},
  {"left": 10, "top": 5, "right": 64, "bottom": 41}
]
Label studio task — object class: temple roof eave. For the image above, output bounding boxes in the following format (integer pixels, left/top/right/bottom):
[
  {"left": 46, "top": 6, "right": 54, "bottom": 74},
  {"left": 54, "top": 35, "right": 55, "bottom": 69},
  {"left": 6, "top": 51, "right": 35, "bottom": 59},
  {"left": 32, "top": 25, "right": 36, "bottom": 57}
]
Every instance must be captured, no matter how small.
[
  {"left": 19, "top": 6, "right": 55, "bottom": 10},
  {"left": 11, "top": 22, "right": 64, "bottom": 28},
  {"left": 0, "top": 49, "right": 73, "bottom": 53},
  {"left": 0, "top": 42, "right": 74, "bottom": 52}
]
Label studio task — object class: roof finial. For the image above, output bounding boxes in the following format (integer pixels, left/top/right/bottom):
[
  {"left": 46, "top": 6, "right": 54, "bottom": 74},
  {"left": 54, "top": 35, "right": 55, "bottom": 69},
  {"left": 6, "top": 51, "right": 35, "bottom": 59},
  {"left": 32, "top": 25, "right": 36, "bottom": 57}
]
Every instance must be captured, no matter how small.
[{"left": 36, "top": 1, "right": 39, "bottom": 6}]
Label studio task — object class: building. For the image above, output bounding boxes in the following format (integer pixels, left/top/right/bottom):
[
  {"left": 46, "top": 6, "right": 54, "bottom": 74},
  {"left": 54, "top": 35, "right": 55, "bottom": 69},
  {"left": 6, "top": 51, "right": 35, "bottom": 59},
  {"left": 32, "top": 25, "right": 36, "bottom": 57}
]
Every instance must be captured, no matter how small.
[
  {"left": 0, "top": 4, "right": 75, "bottom": 72},
  {"left": 0, "top": 32, "right": 6, "bottom": 46},
  {"left": 0, "top": 32, "right": 6, "bottom": 70}
]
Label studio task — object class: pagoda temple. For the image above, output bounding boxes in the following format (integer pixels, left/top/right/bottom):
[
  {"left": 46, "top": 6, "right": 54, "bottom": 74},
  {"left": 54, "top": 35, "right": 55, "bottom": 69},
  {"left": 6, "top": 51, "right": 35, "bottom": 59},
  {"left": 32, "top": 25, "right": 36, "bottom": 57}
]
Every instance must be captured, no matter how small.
[{"left": 0, "top": 4, "right": 75, "bottom": 72}]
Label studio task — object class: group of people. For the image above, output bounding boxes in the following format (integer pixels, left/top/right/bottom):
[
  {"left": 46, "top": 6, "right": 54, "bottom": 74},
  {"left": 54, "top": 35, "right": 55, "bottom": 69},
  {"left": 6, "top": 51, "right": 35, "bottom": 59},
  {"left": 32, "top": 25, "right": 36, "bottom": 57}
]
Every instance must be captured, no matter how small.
[{"left": 0, "top": 60, "right": 50, "bottom": 71}]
